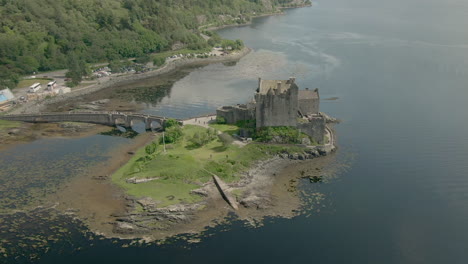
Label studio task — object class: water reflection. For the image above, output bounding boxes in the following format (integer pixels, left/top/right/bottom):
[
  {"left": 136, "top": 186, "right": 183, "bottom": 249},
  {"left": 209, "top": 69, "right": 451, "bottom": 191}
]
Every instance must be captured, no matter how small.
[
  {"left": 99, "top": 128, "right": 139, "bottom": 139},
  {"left": 0, "top": 136, "right": 130, "bottom": 211}
]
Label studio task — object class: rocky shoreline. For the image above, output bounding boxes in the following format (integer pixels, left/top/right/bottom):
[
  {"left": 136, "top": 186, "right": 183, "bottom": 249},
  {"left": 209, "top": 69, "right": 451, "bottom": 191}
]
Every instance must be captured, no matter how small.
[{"left": 110, "top": 144, "right": 335, "bottom": 240}]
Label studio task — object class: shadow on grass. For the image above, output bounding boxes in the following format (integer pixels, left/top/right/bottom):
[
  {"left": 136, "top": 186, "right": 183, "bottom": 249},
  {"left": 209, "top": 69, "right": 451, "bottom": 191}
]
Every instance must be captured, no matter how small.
[
  {"left": 211, "top": 145, "right": 228, "bottom": 152},
  {"left": 223, "top": 129, "right": 239, "bottom": 135},
  {"left": 185, "top": 143, "right": 202, "bottom": 150}
]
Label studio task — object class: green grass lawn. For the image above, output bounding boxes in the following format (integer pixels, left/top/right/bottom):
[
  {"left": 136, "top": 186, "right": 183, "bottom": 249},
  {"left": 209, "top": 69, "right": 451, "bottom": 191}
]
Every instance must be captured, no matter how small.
[
  {"left": 112, "top": 125, "right": 305, "bottom": 208},
  {"left": 16, "top": 78, "right": 52, "bottom": 89},
  {"left": 208, "top": 123, "right": 239, "bottom": 135},
  {"left": 0, "top": 120, "right": 21, "bottom": 130}
]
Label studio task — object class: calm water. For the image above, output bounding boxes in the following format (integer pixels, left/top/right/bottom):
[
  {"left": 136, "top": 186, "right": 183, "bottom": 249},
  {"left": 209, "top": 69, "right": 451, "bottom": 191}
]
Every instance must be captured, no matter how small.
[{"left": 4, "top": 0, "right": 468, "bottom": 262}]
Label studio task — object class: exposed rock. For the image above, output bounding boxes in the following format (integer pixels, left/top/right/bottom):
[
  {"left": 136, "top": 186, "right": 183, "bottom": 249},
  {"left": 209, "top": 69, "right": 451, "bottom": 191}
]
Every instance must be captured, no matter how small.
[
  {"left": 126, "top": 177, "right": 160, "bottom": 184},
  {"left": 317, "top": 148, "right": 327, "bottom": 156},
  {"left": 190, "top": 188, "right": 209, "bottom": 197},
  {"left": 113, "top": 222, "right": 140, "bottom": 235},
  {"left": 240, "top": 195, "right": 273, "bottom": 209},
  {"left": 136, "top": 197, "right": 158, "bottom": 210},
  {"left": 301, "top": 137, "right": 311, "bottom": 145},
  {"left": 7, "top": 128, "right": 20, "bottom": 135}
]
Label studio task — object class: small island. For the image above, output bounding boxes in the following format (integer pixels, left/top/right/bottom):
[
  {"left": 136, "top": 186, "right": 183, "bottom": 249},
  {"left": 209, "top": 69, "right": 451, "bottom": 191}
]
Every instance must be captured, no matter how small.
[{"left": 108, "top": 77, "right": 337, "bottom": 237}]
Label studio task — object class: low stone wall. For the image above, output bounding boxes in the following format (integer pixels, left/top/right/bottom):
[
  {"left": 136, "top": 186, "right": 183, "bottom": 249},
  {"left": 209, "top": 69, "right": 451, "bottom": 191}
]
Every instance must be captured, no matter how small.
[
  {"left": 216, "top": 106, "right": 255, "bottom": 124},
  {"left": 0, "top": 112, "right": 168, "bottom": 130},
  {"left": 297, "top": 117, "right": 326, "bottom": 144}
]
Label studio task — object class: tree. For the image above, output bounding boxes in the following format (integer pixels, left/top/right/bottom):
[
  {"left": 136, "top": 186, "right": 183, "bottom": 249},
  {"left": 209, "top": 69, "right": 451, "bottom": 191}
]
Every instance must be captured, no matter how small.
[
  {"left": 218, "top": 133, "right": 234, "bottom": 147},
  {"left": 65, "top": 52, "right": 90, "bottom": 86},
  {"left": 135, "top": 54, "right": 151, "bottom": 64},
  {"left": 164, "top": 119, "right": 179, "bottom": 129},
  {"left": 145, "top": 142, "right": 158, "bottom": 155},
  {"left": 188, "top": 128, "right": 217, "bottom": 147},
  {"left": 161, "top": 125, "right": 183, "bottom": 144},
  {"left": 216, "top": 116, "right": 226, "bottom": 124},
  {"left": 153, "top": 57, "right": 165, "bottom": 67}
]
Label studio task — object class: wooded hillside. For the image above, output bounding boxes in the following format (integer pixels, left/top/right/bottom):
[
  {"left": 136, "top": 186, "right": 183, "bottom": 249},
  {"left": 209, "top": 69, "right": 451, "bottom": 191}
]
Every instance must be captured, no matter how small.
[{"left": 0, "top": 0, "right": 309, "bottom": 88}]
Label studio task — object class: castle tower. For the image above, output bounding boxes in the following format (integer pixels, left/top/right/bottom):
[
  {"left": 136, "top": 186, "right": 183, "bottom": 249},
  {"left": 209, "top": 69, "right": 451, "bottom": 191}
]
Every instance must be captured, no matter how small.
[{"left": 255, "top": 77, "right": 298, "bottom": 128}]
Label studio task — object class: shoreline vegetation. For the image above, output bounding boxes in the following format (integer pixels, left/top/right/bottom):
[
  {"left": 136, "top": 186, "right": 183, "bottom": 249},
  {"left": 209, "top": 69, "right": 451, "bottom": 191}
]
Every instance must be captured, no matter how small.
[
  {"left": 0, "top": 0, "right": 312, "bottom": 89},
  {"left": 8, "top": 46, "right": 251, "bottom": 115},
  {"left": 0, "top": 1, "right": 335, "bottom": 243}
]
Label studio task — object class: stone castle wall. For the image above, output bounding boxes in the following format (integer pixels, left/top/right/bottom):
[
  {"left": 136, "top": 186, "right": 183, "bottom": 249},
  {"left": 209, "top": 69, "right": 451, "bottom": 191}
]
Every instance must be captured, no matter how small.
[
  {"left": 298, "top": 97, "right": 319, "bottom": 115},
  {"left": 255, "top": 85, "right": 298, "bottom": 128},
  {"left": 297, "top": 117, "right": 326, "bottom": 144},
  {"left": 216, "top": 105, "right": 255, "bottom": 124}
]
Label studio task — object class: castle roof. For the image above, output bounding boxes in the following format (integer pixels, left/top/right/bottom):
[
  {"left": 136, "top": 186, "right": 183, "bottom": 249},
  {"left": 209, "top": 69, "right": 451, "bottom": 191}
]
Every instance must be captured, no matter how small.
[
  {"left": 257, "top": 77, "right": 296, "bottom": 95},
  {"left": 298, "top": 88, "right": 319, "bottom": 100}
]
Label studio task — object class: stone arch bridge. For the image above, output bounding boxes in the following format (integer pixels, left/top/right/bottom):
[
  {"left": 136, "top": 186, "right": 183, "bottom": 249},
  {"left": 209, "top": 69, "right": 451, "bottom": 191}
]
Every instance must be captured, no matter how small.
[{"left": 0, "top": 112, "right": 179, "bottom": 131}]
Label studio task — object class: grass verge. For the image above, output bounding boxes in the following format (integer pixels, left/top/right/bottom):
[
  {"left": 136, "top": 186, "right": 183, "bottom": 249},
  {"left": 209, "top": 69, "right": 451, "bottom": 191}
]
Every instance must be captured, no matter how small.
[
  {"left": 16, "top": 78, "right": 52, "bottom": 89},
  {"left": 0, "top": 120, "right": 21, "bottom": 130}
]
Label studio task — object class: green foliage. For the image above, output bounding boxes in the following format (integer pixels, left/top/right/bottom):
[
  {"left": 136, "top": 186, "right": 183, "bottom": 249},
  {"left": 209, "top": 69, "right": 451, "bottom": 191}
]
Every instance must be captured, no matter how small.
[
  {"left": 135, "top": 54, "right": 151, "bottom": 64},
  {"left": 145, "top": 142, "right": 158, "bottom": 155},
  {"left": 216, "top": 116, "right": 227, "bottom": 124},
  {"left": 163, "top": 119, "right": 179, "bottom": 129},
  {"left": 221, "top": 39, "right": 244, "bottom": 51},
  {"left": 0, "top": 0, "right": 301, "bottom": 87},
  {"left": 65, "top": 52, "right": 90, "bottom": 86},
  {"left": 108, "top": 59, "right": 134, "bottom": 73},
  {"left": 188, "top": 128, "right": 217, "bottom": 147},
  {"left": 207, "top": 32, "right": 222, "bottom": 47},
  {"left": 236, "top": 119, "right": 255, "bottom": 129},
  {"left": 218, "top": 133, "right": 234, "bottom": 147},
  {"left": 255, "top": 126, "right": 309, "bottom": 144},
  {"left": 161, "top": 125, "right": 183, "bottom": 144},
  {"left": 153, "top": 57, "right": 166, "bottom": 67}
]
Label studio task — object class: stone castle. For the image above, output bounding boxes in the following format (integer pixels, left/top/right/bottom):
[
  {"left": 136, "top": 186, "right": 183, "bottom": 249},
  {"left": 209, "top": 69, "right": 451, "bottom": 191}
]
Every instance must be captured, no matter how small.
[{"left": 216, "top": 77, "right": 326, "bottom": 144}]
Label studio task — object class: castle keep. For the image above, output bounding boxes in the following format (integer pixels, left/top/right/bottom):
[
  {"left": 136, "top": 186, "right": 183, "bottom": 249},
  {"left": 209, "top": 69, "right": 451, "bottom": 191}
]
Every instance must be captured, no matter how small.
[{"left": 216, "top": 77, "right": 326, "bottom": 144}]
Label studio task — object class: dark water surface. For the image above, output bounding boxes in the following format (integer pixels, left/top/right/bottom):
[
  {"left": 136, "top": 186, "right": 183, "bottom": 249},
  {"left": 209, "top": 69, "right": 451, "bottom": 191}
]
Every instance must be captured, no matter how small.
[{"left": 3, "top": 0, "right": 468, "bottom": 262}]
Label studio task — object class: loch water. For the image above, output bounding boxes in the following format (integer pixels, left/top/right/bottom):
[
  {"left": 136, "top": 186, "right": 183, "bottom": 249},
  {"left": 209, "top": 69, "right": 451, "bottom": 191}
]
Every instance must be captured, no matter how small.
[{"left": 3, "top": 0, "right": 468, "bottom": 262}]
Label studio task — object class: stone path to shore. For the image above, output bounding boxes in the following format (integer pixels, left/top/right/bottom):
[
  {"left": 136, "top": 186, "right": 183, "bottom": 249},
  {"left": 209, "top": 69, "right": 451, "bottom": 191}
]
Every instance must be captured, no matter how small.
[{"left": 182, "top": 115, "right": 216, "bottom": 128}]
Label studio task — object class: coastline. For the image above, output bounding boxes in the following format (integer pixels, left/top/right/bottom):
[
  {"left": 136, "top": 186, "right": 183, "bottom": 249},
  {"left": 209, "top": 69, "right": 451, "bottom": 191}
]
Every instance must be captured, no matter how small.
[
  {"left": 44, "top": 118, "right": 336, "bottom": 241},
  {"left": 10, "top": 46, "right": 251, "bottom": 115},
  {"left": 0, "top": 2, "right": 332, "bottom": 243},
  {"left": 204, "top": 3, "right": 312, "bottom": 31}
]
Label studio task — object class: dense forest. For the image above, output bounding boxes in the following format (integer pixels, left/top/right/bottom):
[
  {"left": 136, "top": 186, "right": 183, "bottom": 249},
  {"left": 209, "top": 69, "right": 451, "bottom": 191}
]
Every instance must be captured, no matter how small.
[{"left": 0, "top": 0, "right": 309, "bottom": 88}]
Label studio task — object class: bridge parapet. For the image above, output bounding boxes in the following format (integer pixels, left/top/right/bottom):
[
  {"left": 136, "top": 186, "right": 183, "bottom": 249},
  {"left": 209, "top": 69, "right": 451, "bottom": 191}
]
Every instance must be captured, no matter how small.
[{"left": 0, "top": 111, "right": 180, "bottom": 131}]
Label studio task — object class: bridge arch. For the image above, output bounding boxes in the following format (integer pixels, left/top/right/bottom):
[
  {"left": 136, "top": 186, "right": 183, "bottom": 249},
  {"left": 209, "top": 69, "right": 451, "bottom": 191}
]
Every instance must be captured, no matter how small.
[
  {"left": 0, "top": 112, "right": 175, "bottom": 132},
  {"left": 113, "top": 117, "right": 127, "bottom": 127}
]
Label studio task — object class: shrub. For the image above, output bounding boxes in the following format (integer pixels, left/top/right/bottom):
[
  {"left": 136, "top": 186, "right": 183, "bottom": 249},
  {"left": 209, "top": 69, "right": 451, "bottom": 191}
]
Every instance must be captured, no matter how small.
[
  {"left": 153, "top": 57, "right": 166, "bottom": 67},
  {"left": 255, "top": 126, "right": 308, "bottom": 144},
  {"left": 188, "top": 128, "right": 217, "bottom": 147},
  {"left": 164, "top": 119, "right": 179, "bottom": 129},
  {"left": 218, "top": 133, "right": 234, "bottom": 147},
  {"left": 145, "top": 142, "right": 158, "bottom": 155},
  {"left": 216, "top": 116, "right": 226, "bottom": 124},
  {"left": 161, "top": 125, "right": 183, "bottom": 144}
]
